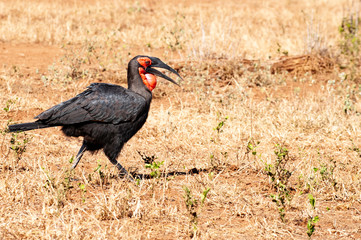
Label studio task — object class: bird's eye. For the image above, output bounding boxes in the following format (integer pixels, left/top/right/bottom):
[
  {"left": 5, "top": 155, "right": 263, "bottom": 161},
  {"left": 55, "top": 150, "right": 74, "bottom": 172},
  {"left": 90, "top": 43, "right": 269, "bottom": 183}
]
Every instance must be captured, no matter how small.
[{"left": 137, "top": 57, "right": 152, "bottom": 68}]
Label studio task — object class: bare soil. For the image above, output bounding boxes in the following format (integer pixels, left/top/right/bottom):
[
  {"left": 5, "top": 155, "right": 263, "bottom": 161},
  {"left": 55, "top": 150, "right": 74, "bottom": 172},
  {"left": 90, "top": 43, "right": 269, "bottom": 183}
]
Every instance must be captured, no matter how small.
[{"left": 0, "top": 0, "right": 361, "bottom": 239}]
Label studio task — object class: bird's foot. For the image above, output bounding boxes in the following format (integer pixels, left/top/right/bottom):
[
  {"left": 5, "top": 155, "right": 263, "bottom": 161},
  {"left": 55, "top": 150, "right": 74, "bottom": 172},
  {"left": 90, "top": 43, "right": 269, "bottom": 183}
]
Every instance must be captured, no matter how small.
[{"left": 118, "top": 167, "right": 135, "bottom": 182}]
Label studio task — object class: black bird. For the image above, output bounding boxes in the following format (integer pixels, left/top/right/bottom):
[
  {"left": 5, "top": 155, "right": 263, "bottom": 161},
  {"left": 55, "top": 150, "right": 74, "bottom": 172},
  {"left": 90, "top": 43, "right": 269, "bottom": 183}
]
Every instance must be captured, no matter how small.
[{"left": 8, "top": 55, "right": 182, "bottom": 179}]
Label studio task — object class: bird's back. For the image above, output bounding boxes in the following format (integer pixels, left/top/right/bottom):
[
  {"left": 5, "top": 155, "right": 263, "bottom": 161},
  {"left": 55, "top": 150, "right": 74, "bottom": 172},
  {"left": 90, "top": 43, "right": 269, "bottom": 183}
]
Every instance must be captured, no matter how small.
[
  {"left": 36, "top": 83, "right": 149, "bottom": 126},
  {"left": 34, "top": 83, "right": 151, "bottom": 149}
]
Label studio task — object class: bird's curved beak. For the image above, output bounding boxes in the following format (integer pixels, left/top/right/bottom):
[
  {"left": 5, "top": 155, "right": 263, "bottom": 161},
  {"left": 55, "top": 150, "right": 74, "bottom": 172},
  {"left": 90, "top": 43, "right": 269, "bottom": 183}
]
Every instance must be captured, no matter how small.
[{"left": 145, "top": 57, "right": 182, "bottom": 86}]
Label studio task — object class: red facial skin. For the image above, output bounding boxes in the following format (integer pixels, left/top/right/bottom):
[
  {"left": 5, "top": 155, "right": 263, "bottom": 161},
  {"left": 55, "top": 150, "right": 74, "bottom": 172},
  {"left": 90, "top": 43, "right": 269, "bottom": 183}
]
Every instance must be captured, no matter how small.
[
  {"left": 139, "top": 67, "right": 157, "bottom": 91},
  {"left": 137, "top": 57, "right": 152, "bottom": 68},
  {"left": 137, "top": 57, "right": 157, "bottom": 91}
]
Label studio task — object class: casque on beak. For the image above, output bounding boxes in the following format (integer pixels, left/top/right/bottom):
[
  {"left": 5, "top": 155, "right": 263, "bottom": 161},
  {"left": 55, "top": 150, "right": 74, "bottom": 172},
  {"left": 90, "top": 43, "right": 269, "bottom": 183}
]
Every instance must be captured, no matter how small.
[{"left": 145, "top": 57, "right": 182, "bottom": 86}]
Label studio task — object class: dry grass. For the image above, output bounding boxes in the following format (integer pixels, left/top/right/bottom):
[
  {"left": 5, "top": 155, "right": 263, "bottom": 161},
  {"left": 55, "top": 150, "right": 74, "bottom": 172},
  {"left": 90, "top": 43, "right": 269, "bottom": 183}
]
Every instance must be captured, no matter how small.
[
  {"left": 0, "top": 0, "right": 361, "bottom": 239},
  {"left": 0, "top": 0, "right": 351, "bottom": 59}
]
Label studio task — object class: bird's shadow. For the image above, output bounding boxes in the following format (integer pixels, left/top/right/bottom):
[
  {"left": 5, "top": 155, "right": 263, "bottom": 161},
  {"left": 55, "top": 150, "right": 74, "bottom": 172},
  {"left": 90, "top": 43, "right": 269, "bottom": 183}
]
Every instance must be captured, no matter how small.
[
  {"left": 110, "top": 168, "right": 212, "bottom": 180},
  {"left": 130, "top": 152, "right": 216, "bottom": 180},
  {"left": 131, "top": 167, "right": 209, "bottom": 180},
  {"left": 70, "top": 166, "right": 229, "bottom": 183}
]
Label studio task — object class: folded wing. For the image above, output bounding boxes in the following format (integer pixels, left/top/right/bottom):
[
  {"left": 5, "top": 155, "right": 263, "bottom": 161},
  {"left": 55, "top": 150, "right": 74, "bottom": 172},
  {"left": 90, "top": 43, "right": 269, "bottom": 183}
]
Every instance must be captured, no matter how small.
[{"left": 35, "top": 83, "right": 147, "bottom": 125}]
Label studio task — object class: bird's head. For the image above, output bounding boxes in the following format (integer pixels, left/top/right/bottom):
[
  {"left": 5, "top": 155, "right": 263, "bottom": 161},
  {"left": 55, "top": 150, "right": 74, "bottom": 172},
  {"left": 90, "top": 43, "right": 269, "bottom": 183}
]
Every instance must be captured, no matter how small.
[{"left": 130, "top": 55, "right": 182, "bottom": 91}]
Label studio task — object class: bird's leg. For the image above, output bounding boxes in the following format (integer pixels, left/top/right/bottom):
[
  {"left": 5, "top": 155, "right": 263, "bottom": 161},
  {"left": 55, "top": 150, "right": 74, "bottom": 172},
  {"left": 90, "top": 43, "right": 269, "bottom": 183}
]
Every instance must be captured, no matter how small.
[
  {"left": 104, "top": 144, "right": 134, "bottom": 182},
  {"left": 71, "top": 143, "right": 87, "bottom": 169},
  {"left": 108, "top": 157, "right": 135, "bottom": 182},
  {"left": 114, "top": 162, "right": 135, "bottom": 182}
]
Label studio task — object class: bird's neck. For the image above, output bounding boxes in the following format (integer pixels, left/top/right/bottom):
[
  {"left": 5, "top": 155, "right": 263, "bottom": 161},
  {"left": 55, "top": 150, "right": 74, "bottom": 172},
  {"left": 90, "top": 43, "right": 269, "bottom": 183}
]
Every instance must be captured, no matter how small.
[
  {"left": 127, "top": 61, "right": 153, "bottom": 102},
  {"left": 128, "top": 75, "right": 152, "bottom": 102}
]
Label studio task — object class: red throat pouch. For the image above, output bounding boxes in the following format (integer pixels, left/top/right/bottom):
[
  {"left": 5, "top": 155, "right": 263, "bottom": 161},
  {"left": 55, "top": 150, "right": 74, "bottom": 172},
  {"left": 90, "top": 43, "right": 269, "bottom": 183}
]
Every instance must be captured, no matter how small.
[{"left": 139, "top": 68, "right": 157, "bottom": 91}]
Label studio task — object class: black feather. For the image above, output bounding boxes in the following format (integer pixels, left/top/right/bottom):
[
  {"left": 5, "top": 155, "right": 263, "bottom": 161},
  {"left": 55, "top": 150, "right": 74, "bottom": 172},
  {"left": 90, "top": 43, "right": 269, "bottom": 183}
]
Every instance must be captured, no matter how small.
[
  {"left": 8, "top": 122, "right": 52, "bottom": 132},
  {"left": 7, "top": 55, "right": 181, "bottom": 179}
]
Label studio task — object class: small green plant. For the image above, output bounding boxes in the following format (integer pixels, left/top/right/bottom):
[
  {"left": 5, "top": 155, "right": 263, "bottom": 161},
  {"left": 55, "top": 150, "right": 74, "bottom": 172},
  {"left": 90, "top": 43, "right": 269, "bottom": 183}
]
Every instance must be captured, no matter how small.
[
  {"left": 9, "top": 65, "right": 23, "bottom": 78},
  {"left": 276, "top": 42, "right": 289, "bottom": 56},
  {"left": 62, "top": 170, "right": 73, "bottom": 193},
  {"left": 145, "top": 160, "right": 164, "bottom": 178},
  {"left": 319, "top": 162, "right": 335, "bottom": 182},
  {"left": 246, "top": 139, "right": 261, "bottom": 167},
  {"left": 183, "top": 186, "right": 211, "bottom": 238},
  {"left": 211, "top": 114, "right": 229, "bottom": 144},
  {"left": 3, "top": 98, "right": 17, "bottom": 112},
  {"left": 313, "top": 158, "right": 337, "bottom": 190},
  {"left": 9, "top": 132, "right": 31, "bottom": 161},
  {"left": 338, "top": 12, "right": 361, "bottom": 81},
  {"left": 307, "top": 215, "right": 319, "bottom": 238},
  {"left": 42, "top": 168, "right": 74, "bottom": 208},
  {"left": 209, "top": 153, "right": 228, "bottom": 172},
  {"left": 43, "top": 169, "right": 56, "bottom": 190},
  {"left": 344, "top": 94, "right": 354, "bottom": 114},
  {"left": 88, "top": 160, "right": 108, "bottom": 185},
  {"left": 246, "top": 139, "right": 260, "bottom": 156},
  {"left": 201, "top": 187, "right": 211, "bottom": 205},
  {"left": 265, "top": 144, "right": 293, "bottom": 222},
  {"left": 69, "top": 156, "right": 74, "bottom": 164},
  {"left": 339, "top": 15, "right": 360, "bottom": 58},
  {"left": 162, "top": 12, "right": 186, "bottom": 51},
  {"left": 183, "top": 186, "right": 198, "bottom": 237},
  {"left": 214, "top": 115, "right": 229, "bottom": 134},
  {"left": 138, "top": 151, "right": 163, "bottom": 178},
  {"left": 349, "top": 139, "right": 361, "bottom": 157},
  {"left": 306, "top": 194, "right": 319, "bottom": 238},
  {"left": 78, "top": 183, "right": 87, "bottom": 203}
]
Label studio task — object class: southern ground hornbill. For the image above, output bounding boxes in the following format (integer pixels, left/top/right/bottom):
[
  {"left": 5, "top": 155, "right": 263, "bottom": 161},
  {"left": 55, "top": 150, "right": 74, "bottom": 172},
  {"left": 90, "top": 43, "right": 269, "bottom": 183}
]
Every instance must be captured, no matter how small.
[{"left": 8, "top": 55, "right": 182, "bottom": 180}]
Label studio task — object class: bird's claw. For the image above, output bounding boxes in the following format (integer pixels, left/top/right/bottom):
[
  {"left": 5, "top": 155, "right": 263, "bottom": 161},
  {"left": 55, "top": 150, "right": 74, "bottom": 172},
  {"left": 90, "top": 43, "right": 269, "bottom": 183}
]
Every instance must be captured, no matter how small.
[{"left": 118, "top": 168, "right": 135, "bottom": 182}]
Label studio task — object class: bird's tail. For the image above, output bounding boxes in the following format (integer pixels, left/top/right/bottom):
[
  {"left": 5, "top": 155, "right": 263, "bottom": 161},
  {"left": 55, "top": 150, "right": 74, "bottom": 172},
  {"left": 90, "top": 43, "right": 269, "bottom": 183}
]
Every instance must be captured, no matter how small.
[{"left": 8, "top": 122, "right": 52, "bottom": 132}]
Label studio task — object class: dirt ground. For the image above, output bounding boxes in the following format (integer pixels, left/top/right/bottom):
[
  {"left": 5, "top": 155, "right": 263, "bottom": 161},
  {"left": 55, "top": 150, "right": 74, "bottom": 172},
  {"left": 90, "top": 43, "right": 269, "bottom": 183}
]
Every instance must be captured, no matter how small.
[{"left": 1, "top": 0, "right": 361, "bottom": 239}]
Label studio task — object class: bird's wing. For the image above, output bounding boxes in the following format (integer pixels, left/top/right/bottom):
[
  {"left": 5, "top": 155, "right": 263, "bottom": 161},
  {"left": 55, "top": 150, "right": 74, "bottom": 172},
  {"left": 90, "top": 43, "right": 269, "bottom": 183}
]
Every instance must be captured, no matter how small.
[{"left": 35, "top": 83, "right": 148, "bottom": 125}]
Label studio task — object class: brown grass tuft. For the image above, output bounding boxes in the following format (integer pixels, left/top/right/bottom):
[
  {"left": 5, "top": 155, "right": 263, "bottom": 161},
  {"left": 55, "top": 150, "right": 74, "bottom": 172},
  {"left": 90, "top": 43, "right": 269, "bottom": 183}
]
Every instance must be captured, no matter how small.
[
  {"left": 271, "top": 54, "right": 335, "bottom": 75},
  {"left": 0, "top": 0, "right": 361, "bottom": 239}
]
